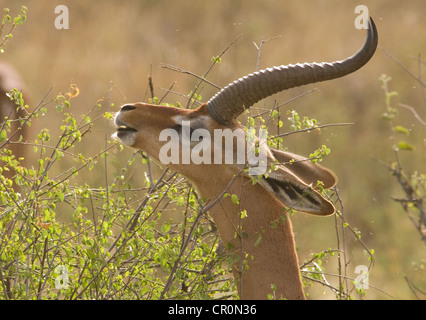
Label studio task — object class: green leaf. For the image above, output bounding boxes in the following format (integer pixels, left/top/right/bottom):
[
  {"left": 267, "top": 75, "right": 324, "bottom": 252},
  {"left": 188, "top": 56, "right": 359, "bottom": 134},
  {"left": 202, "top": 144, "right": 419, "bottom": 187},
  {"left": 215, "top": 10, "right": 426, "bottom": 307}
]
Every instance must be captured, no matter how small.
[
  {"left": 270, "top": 110, "right": 279, "bottom": 118},
  {"left": 254, "top": 233, "right": 262, "bottom": 247},
  {"left": 397, "top": 141, "right": 415, "bottom": 151},
  {"left": 0, "top": 130, "right": 6, "bottom": 142},
  {"left": 57, "top": 191, "right": 65, "bottom": 202},
  {"left": 226, "top": 242, "right": 234, "bottom": 251},
  {"left": 248, "top": 117, "right": 255, "bottom": 127},
  {"left": 161, "top": 223, "right": 171, "bottom": 234},
  {"left": 231, "top": 194, "right": 239, "bottom": 204},
  {"left": 86, "top": 249, "right": 96, "bottom": 259},
  {"left": 394, "top": 125, "right": 410, "bottom": 135},
  {"left": 211, "top": 56, "right": 222, "bottom": 63}
]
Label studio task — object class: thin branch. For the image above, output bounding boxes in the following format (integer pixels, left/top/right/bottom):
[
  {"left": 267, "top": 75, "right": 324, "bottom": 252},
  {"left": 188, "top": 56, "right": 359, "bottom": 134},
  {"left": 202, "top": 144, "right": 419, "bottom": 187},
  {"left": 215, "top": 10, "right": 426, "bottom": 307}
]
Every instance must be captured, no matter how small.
[
  {"left": 399, "top": 103, "right": 426, "bottom": 127},
  {"left": 381, "top": 46, "right": 426, "bottom": 88},
  {"left": 189, "top": 33, "right": 243, "bottom": 106},
  {"left": 200, "top": 168, "right": 245, "bottom": 214},
  {"left": 252, "top": 88, "right": 320, "bottom": 120},
  {"left": 0, "top": 86, "right": 54, "bottom": 150},
  {"left": 161, "top": 34, "right": 242, "bottom": 109},
  {"left": 160, "top": 64, "right": 221, "bottom": 90},
  {"left": 299, "top": 249, "right": 342, "bottom": 269},
  {"left": 253, "top": 35, "right": 282, "bottom": 72},
  {"left": 159, "top": 82, "right": 176, "bottom": 104},
  {"left": 404, "top": 275, "right": 426, "bottom": 299},
  {"left": 301, "top": 272, "right": 395, "bottom": 299},
  {"left": 334, "top": 186, "right": 348, "bottom": 299},
  {"left": 148, "top": 64, "right": 155, "bottom": 99},
  {"left": 272, "top": 122, "right": 354, "bottom": 139}
]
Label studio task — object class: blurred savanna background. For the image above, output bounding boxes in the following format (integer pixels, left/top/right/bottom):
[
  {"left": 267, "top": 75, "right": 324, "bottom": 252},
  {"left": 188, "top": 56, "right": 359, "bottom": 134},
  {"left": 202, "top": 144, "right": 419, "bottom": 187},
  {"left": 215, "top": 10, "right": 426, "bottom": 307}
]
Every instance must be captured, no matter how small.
[{"left": 1, "top": 0, "right": 425, "bottom": 299}]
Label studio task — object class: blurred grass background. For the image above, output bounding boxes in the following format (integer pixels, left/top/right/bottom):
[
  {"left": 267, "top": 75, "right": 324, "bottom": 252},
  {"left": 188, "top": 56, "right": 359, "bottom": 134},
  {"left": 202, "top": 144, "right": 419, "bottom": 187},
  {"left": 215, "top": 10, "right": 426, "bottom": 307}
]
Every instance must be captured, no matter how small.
[{"left": 1, "top": 0, "right": 425, "bottom": 299}]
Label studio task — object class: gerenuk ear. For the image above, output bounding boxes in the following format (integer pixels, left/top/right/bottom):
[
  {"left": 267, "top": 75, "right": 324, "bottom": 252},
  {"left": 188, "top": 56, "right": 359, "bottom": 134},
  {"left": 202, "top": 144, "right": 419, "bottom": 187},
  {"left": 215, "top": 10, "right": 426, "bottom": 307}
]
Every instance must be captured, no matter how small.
[
  {"left": 270, "top": 149, "right": 337, "bottom": 189},
  {"left": 259, "top": 164, "right": 335, "bottom": 216}
]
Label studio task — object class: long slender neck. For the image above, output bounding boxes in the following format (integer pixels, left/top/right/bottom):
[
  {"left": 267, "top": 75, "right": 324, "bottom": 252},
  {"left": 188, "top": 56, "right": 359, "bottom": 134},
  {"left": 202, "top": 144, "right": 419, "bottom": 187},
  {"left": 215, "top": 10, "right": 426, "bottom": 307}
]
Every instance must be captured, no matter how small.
[{"left": 195, "top": 172, "right": 305, "bottom": 300}]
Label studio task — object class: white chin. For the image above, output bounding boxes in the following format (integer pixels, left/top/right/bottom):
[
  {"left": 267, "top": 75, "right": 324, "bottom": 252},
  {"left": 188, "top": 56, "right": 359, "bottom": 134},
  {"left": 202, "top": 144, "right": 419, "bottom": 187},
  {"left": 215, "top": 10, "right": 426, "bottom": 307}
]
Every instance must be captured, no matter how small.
[{"left": 112, "top": 132, "right": 136, "bottom": 146}]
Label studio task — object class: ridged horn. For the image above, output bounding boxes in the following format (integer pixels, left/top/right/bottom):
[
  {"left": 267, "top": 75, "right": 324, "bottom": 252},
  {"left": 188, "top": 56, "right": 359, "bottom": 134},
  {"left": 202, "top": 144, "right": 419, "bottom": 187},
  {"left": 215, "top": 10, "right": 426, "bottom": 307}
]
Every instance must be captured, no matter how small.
[{"left": 207, "top": 17, "right": 378, "bottom": 125}]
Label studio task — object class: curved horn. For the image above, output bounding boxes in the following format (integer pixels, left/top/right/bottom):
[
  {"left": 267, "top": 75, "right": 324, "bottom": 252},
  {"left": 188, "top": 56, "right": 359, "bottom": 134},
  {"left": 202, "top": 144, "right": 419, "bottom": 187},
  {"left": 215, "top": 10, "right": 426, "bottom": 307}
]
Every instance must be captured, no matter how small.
[{"left": 207, "top": 18, "right": 378, "bottom": 125}]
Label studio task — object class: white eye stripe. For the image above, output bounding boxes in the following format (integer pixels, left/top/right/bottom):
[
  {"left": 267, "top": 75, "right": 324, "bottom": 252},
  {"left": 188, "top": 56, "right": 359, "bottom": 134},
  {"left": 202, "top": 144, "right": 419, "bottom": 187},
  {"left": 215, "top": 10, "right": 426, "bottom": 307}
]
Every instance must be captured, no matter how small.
[
  {"left": 172, "top": 115, "right": 211, "bottom": 127},
  {"left": 171, "top": 115, "right": 185, "bottom": 124}
]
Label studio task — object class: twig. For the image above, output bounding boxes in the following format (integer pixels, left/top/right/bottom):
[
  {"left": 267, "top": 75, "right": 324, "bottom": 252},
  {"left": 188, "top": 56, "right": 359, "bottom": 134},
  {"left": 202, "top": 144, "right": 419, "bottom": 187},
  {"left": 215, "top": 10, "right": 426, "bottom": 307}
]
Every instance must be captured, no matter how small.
[
  {"left": 404, "top": 275, "right": 426, "bottom": 299},
  {"left": 148, "top": 64, "right": 155, "bottom": 98},
  {"left": 102, "top": 82, "right": 114, "bottom": 219},
  {"left": 159, "top": 194, "right": 206, "bottom": 299},
  {"left": 253, "top": 35, "right": 282, "bottom": 72},
  {"left": 162, "top": 34, "right": 242, "bottom": 109},
  {"left": 272, "top": 122, "right": 354, "bottom": 139},
  {"left": 0, "top": 86, "right": 54, "bottom": 150},
  {"left": 107, "top": 168, "right": 174, "bottom": 253},
  {"left": 160, "top": 64, "right": 221, "bottom": 90},
  {"left": 252, "top": 88, "right": 319, "bottom": 120},
  {"left": 189, "top": 33, "right": 243, "bottom": 107},
  {"left": 381, "top": 46, "right": 426, "bottom": 88},
  {"left": 36, "top": 237, "right": 49, "bottom": 299},
  {"left": 159, "top": 82, "right": 176, "bottom": 104},
  {"left": 333, "top": 186, "right": 348, "bottom": 299},
  {"left": 399, "top": 103, "right": 426, "bottom": 127},
  {"left": 200, "top": 168, "right": 245, "bottom": 214},
  {"left": 301, "top": 272, "right": 395, "bottom": 299}
]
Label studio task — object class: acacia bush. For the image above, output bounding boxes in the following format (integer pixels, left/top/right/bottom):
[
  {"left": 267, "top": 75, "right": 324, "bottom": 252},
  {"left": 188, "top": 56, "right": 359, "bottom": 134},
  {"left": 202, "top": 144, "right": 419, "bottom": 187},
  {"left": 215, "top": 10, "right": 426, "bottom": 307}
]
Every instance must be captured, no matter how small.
[{"left": 0, "top": 84, "right": 240, "bottom": 299}]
